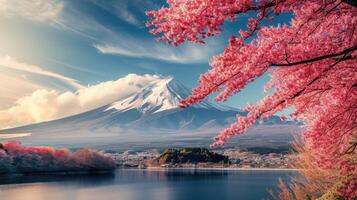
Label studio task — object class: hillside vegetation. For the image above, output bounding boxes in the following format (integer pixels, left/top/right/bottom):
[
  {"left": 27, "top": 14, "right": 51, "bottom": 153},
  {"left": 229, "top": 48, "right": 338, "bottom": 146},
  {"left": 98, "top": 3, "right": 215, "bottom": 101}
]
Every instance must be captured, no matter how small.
[{"left": 157, "top": 148, "right": 229, "bottom": 165}]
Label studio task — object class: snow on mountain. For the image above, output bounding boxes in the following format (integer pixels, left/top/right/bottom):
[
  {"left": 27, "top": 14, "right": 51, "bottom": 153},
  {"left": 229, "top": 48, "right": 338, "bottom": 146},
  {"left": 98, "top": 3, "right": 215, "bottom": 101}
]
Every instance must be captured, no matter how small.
[
  {"left": 107, "top": 77, "right": 183, "bottom": 113},
  {"left": 0, "top": 74, "right": 297, "bottom": 149},
  {"left": 106, "top": 77, "right": 225, "bottom": 114},
  {"left": 0, "top": 75, "right": 237, "bottom": 132}
]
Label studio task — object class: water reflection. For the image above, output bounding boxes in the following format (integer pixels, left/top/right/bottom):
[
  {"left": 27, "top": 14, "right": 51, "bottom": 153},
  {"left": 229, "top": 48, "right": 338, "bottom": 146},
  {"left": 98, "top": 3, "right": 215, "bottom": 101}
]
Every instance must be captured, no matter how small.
[
  {"left": 0, "top": 172, "right": 115, "bottom": 185},
  {"left": 0, "top": 169, "right": 297, "bottom": 200}
]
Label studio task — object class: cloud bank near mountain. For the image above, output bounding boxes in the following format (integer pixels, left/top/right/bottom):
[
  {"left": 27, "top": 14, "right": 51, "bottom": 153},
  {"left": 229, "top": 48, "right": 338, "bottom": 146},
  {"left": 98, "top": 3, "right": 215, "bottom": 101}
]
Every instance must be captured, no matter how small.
[
  {"left": 0, "top": 74, "right": 164, "bottom": 129},
  {"left": 0, "top": 141, "right": 115, "bottom": 174}
]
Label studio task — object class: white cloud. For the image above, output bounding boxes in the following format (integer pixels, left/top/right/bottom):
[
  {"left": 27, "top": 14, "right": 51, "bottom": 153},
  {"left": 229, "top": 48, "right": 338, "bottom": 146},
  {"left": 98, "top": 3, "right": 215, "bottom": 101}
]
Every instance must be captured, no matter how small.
[
  {"left": 0, "top": 72, "right": 43, "bottom": 109},
  {"left": 90, "top": 0, "right": 154, "bottom": 27},
  {"left": 0, "top": 55, "right": 83, "bottom": 89},
  {"left": 0, "top": 0, "right": 221, "bottom": 64},
  {"left": 86, "top": 1, "right": 223, "bottom": 64},
  {"left": 94, "top": 39, "right": 222, "bottom": 64},
  {"left": 0, "top": 74, "right": 163, "bottom": 129},
  {"left": 114, "top": 4, "right": 141, "bottom": 26},
  {"left": 0, "top": 0, "right": 64, "bottom": 22}
]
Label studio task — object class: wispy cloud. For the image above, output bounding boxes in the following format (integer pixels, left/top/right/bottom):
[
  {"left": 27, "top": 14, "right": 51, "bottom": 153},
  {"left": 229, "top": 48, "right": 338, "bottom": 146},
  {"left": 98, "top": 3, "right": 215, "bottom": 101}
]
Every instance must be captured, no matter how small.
[
  {"left": 112, "top": 3, "right": 141, "bottom": 26},
  {"left": 0, "top": 55, "right": 83, "bottom": 89},
  {"left": 0, "top": 72, "right": 43, "bottom": 109},
  {"left": 0, "top": 0, "right": 222, "bottom": 64},
  {"left": 90, "top": 0, "right": 160, "bottom": 27},
  {"left": 46, "top": 58, "right": 98, "bottom": 75},
  {"left": 62, "top": 11, "right": 221, "bottom": 64},
  {"left": 87, "top": 0, "right": 223, "bottom": 63},
  {"left": 0, "top": 0, "right": 64, "bottom": 22},
  {"left": 94, "top": 43, "right": 218, "bottom": 64}
]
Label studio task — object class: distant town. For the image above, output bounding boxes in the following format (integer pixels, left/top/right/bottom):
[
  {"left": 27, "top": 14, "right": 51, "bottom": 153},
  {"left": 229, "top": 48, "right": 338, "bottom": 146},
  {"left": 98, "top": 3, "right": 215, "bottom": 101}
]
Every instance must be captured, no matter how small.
[{"left": 110, "top": 147, "right": 296, "bottom": 169}]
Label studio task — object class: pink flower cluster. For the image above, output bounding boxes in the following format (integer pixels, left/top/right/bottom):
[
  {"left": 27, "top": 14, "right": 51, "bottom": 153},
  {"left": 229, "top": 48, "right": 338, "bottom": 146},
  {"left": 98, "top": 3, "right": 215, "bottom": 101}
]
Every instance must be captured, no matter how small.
[
  {"left": 147, "top": 0, "right": 356, "bottom": 198},
  {"left": 0, "top": 141, "right": 116, "bottom": 173}
]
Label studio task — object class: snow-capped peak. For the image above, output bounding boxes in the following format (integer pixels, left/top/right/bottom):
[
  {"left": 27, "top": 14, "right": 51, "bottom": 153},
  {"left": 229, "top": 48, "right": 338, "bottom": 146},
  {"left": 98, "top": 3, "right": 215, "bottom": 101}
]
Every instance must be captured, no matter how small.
[
  {"left": 107, "top": 77, "right": 183, "bottom": 113},
  {"left": 106, "top": 77, "right": 220, "bottom": 114}
]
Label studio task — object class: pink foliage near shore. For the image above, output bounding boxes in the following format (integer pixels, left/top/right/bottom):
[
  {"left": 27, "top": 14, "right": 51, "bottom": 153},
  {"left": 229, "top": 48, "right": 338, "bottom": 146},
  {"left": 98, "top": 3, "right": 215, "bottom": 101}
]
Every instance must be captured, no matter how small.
[
  {"left": 147, "top": 0, "right": 356, "bottom": 198},
  {"left": 0, "top": 141, "right": 115, "bottom": 174}
]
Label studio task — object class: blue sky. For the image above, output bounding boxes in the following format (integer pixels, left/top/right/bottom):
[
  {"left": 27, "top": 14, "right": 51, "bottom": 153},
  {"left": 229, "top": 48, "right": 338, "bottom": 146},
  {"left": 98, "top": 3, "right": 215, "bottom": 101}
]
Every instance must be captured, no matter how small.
[{"left": 0, "top": 0, "right": 292, "bottom": 128}]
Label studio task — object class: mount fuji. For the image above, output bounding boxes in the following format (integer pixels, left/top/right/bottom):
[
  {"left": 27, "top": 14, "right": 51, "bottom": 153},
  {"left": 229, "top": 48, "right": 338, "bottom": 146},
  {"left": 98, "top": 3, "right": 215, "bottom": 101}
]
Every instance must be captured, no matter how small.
[{"left": 0, "top": 75, "right": 298, "bottom": 150}]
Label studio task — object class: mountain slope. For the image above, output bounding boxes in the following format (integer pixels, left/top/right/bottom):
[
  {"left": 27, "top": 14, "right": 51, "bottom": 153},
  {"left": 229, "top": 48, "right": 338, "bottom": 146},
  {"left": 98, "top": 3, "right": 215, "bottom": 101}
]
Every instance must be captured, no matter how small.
[
  {"left": 106, "top": 77, "right": 228, "bottom": 113},
  {"left": 0, "top": 75, "right": 297, "bottom": 149},
  {"left": 0, "top": 77, "right": 239, "bottom": 131}
]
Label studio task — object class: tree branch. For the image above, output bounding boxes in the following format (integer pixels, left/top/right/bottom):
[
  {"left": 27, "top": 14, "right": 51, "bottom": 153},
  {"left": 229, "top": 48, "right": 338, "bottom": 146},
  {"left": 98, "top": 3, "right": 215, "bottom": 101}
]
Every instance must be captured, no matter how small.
[
  {"left": 233, "top": 0, "right": 357, "bottom": 15},
  {"left": 180, "top": 45, "right": 356, "bottom": 108},
  {"left": 272, "top": 45, "right": 357, "bottom": 66},
  {"left": 253, "top": 54, "right": 349, "bottom": 122},
  {"left": 234, "top": 2, "right": 277, "bottom": 15}
]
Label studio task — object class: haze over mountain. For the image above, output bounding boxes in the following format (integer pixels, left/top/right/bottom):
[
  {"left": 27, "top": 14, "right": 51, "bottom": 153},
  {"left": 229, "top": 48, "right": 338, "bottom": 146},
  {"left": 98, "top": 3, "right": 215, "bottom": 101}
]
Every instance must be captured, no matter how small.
[{"left": 0, "top": 74, "right": 298, "bottom": 150}]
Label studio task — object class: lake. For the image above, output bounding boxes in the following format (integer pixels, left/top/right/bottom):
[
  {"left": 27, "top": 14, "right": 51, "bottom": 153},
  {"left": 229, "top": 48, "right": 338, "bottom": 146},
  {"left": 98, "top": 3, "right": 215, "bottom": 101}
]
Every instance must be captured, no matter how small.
[{"left": 0, "top": 169, "right": 297, "bottom": 200}]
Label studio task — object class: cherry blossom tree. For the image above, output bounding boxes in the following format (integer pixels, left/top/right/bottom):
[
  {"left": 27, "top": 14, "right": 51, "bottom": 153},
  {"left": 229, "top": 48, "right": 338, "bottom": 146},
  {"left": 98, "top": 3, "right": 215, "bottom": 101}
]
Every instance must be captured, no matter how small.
[{"left": 147, "top": 0, "right": 356, "bottom": 198}]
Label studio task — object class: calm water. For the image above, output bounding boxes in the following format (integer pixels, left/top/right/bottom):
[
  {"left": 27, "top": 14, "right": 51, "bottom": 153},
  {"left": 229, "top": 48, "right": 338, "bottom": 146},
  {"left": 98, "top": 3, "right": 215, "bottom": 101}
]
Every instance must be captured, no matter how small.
[{"left": 0, "top": 169, "right": 296, "bottom": 200}]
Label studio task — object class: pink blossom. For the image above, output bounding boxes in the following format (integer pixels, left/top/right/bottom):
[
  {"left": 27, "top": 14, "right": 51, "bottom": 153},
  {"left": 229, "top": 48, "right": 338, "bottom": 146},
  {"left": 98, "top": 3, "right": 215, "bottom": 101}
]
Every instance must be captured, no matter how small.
[{"left": 147, "top": 0, "right": 357, "bottom": 197}]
